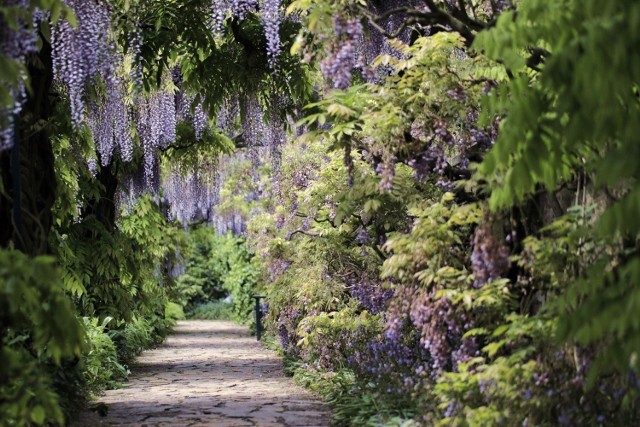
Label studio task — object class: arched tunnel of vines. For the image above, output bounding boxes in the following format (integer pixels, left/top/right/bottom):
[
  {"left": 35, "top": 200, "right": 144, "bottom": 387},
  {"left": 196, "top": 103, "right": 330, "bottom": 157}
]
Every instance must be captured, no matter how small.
[{"left": 1, "top": 0, "right": 640, "bottom": 426}]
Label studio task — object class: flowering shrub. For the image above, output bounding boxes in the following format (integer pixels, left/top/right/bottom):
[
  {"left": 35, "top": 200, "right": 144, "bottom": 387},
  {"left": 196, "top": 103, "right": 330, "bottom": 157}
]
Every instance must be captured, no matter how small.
[
  {"left": 231, "top": 5, "right": 640, "bottom": 422},
  {"left": 3, "top": 0, "right": 640, "bottom": 425}
]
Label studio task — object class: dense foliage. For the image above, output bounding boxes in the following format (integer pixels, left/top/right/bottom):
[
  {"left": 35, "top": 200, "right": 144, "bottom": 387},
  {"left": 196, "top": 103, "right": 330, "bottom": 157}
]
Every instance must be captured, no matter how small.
[
  {"left": 176, "top": 228, "right": 260, "bottom": 323},
  {"left": 204, "top": 1, "right": 640, "bottom": 425},
  {"left": 1, "top": 0, "right": 639, "bottom": 425},
  {"left": 0, "top": 0, "right": 300, "bottom": 424}
]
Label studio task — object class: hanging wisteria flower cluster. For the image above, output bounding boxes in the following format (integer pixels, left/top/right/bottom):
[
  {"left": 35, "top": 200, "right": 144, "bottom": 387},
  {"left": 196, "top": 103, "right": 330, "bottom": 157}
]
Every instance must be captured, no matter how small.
[
  {"left": 206, "top": 151, "right": 253, "bottom": 235},
  {"left": 408, "top": 289, "right": 478, "bottom": 372},
  {"left": 176, "top": 90, "right": 209, "bottom": 140},
  {"left": 163, "top": 160, "right": 218, "bottom": 224},
  {"left": 320, "top": 16, "right": 363, "bottom": 89},
  {"left": 210, "top": 0, "right": 282, "bottom": 67},
  {"left": 216, "top": 96, "right": 241, "bottom": 135},
  {"left": 229, "top": 0, "right": 258, "bottom": 20},
  {"left": 87, "top": 78, "right": 134, "bottom": 166},
  {"left": 117, "top": 163, "right": 147, "bottom": 211},
  {"left": 209, "top": 1, "right": 229, "bottom": 36},
  {"left": 137, "top": 89, "right": 177, "bottom": 187},
  {"left": 114, "top": 88, "right": 283, "bottom": 228},
  {"left": 192, "top": 103, "right": 208, "bottom": 140},
  {"left": 48, "top": 0, "right": 150, "bottom": 173},
  {"left": 127, "top": 24, "right": 144, "bottom": 93},
  {"left": 51, "top": 0, "right": 114, "bottom": 127},
  {"left": 242, "top": 94, "right": 285, "bottom": 175},
  {"left": 0, "top": 1, "right": 40, "bottom": 153},
  {"left": 260, "top": 0, "right": 282, "bottom": 67},
  {"left": 266, "top": 103, "right": 286, "bottom": 174},
  {"left": 318, "top": 1, "right": 419, "bottom": 90},
  {"left": 211, "top": 207, "right": 248, "bottom": 235},
  {"left": 242, "top": 95, "right": 268, "bottom": 147},
  {"left": 346, "top": 272, "right": 394, "bottom": 315}
]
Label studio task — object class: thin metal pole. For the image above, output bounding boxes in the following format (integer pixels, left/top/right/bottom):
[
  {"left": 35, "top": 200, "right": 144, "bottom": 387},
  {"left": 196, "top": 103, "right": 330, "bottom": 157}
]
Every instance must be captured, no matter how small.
[{"left": 252, "top": 295, "right": 266, "bottom": 341}]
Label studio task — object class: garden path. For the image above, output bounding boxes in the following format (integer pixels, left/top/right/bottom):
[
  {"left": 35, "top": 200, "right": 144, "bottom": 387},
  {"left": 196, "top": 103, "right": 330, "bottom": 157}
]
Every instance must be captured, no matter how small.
[{"left": 75, "top": 320, "right": 330, "bottom": 426}]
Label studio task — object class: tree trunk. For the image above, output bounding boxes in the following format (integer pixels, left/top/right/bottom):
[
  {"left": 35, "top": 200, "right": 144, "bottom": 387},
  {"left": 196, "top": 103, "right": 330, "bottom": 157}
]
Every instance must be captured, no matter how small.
[
  {"left": 82, "top": 160, "right": 119, "bottom": 231},
  {"left": 0, "top": 39, "right": 56, "bottom": 256}
]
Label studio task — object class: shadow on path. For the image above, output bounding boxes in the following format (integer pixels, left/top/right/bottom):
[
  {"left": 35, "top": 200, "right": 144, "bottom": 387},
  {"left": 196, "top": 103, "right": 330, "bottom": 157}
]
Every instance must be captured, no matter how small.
[{"left": 75, "top": 320, "right": 330, "bottom": 426}]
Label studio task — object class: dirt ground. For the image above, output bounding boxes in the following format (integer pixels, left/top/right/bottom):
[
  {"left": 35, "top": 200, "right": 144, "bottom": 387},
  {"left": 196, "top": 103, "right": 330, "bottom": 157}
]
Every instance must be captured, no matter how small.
[{"left": 74, "top": 320, "right": 330, "bottom": 426}]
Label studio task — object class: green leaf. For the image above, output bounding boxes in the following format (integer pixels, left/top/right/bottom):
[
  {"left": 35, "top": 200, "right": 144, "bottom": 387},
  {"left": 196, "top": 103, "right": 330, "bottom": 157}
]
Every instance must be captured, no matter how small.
[{"left": 30, "top": 406, "right": 46, "bottom": 425}]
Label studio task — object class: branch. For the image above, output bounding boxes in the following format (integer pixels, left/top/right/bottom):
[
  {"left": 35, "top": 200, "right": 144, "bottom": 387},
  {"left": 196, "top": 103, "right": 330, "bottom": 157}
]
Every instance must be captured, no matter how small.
[
  {"left": 370, "top": 243, "right": 387, "bottom": 261},
  {"left": 489, "top": 0, "right": 499, "bottom": 16},
  {"left": 159, "top": 140, "right": 200, "bottom": 153},
  {"left": 451, "top": 0, "right": 486, "bottom": 31},
  {"left": 372, "top": 6, "right": 410, "bottom": 23},
  {"left": 296, "top": 211, "right": 338, "bottom": 228},
  {"left": 287, "top": 229, "right": 320, "bottom": 240},
  {"left": 358, "top": 5, "right": 412, "bottom": 39},
  {"left": 526, "top": 47, "right": 550, "bottom": 72},
  {"left": 421, "top": 0, "right": 477, "bottom": 45},
  {"left": 348, "top": 214, "right": 387, "bottom": 260}
]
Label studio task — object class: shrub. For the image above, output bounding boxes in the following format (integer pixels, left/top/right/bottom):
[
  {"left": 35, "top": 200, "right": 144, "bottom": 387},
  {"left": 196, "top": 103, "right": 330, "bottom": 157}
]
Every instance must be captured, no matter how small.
[
  {"left": 165, "top": 301, "right": 186, "bottom": 322},
  {"left": 187, "top": 301, "right": 234, "bottom": 320},
  {"left": 81, "top": 317, "right": 127, "bottom": 393},
  {"left": 0, "top": 249, "right": 84, "bottom": 426},
  {"left": 176, "top": 229, "right": 261, "bottom": 324}
]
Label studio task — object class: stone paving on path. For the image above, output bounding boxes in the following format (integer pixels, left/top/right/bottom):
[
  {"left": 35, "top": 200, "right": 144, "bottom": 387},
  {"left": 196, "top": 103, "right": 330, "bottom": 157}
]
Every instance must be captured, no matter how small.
[{"left": 75, "top": 320, "right": 330, "bottom": 427}]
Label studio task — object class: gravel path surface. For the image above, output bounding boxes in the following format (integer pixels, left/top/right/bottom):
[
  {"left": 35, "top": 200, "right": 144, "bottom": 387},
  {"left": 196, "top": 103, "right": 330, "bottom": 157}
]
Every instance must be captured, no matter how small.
[{"left": 75, "top": 320, "right": 330, "bottom": 426}]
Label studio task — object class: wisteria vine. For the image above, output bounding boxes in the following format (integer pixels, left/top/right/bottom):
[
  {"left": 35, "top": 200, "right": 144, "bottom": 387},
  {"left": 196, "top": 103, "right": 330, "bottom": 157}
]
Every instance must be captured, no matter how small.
[
  {"left": 51, "top": 0, "right": 113, "bottom": 127},
  {"left": 0, "top": 2, "right": 40, "bottom": 153}
]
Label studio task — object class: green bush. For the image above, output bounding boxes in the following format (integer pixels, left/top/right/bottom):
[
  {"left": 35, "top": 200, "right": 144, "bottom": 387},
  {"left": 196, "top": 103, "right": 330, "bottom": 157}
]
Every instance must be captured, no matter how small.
[
  {"left": 81, "top": 317, "right": 127, "bottom": 393},
  {"left": 0, "top": 249, "right": 84, "bottom": 426},
  {"left": 176, "top": 229, "right": 261, "bottom": 324},
  {"left": 176, "top": 228, "right": 231, "bottom": 310},
  {"left": 223, "top": 258, "right": 261, "bottom": 323},
  {"left": 165, "top": 301, "right": 186, "bottom": 321},
  {"left": 187, "top": 301, "right": 235, "bottom": 320},
  {"left": 123, "top": 316, "right": 156, "bottom": 362},
  {"left": 0, "top": 244, "right": 181, "bottom": 425}
]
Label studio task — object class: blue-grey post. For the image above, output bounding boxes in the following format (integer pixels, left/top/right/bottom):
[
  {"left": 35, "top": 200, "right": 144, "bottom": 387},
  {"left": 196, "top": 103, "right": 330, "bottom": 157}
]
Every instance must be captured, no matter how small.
[{"left": 252, "top": 295, "right": 266, "bottom": 341}]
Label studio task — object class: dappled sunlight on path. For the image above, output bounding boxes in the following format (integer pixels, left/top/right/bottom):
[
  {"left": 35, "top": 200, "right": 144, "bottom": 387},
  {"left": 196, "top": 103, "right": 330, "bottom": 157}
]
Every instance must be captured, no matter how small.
[{"left": 75, "top": 320, "right": 330, "bottom": 426}]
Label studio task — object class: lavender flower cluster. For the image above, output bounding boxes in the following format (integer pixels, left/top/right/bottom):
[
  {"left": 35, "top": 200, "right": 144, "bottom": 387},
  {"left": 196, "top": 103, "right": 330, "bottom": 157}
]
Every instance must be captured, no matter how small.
[
  {"left": 137, "top": 89, "right": 177, "bottom": 186},
  {"left": 346, "top": 273, "right": 394, "bottom": 315},
  {"left": 470, "top": 220, "right": 510, "bottom": 287},
  {"left": 210, "top": 0, "right": 282, "bottom": 67},
  {"left": 260, "top": 0, "right": 282, "bottom": 67},
  {"left": 229, "top": 0, "right": 258, "bottom": 20},
  {"left": 130, "top": 88, "right": 283, "bottom": 224},
  {"left": 87, "top": 77, "right": 133, "bottom": 166},
  {"left": 376, "top": 153, "right": 396, "bottom": 191},
  {"left": 340, "top": 317, "right": 430, "bottom": 396},
  {"left": 52, "top": 0, "right": 114, "bottom": 127},
  {"left": 211, "top": 208, "right": 247, "bottom": 235},
  {"left": 242, "top": 95, "right": 267, "bottom": 147},
  {"left": 277, "top": 305, "right": 303, "bottom": 357},
  {"left": 117, "top": 163, "right": 147, "bottom": 211},
  {"left": 216, "top": 96, "right": 240, "bottom": 134},
  {"left": 266, "top": 105, "right": 286, "bottom": 173},
  {"left": 387, "top": 286, "right": 478, "bottom": 373},
  {"left": 0, "top": 1, "right": 39, "bottom": 152},
  {"left": 268, "top": 257, "right": 291, "bottom": 282},
  {"left": 241, "top": 95, "right": 286, "bottom": 176},
  {"left": 209, "top": 1, "right": 230, "bottom": 36},
  {"left": 319, "top": 16, "right": 363, "bottom": 89},
  {"left": 175, "top": 88, "right": 209, "bottom": 140},
  {"left": 128, "top": 24, "right": 144, "bottom": 93},
  {"left": 192, "top": 103, "right": 208, "bottom": 140},
  {"left": 163, "top": 161, "right": 218, "bottom": 224}
]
